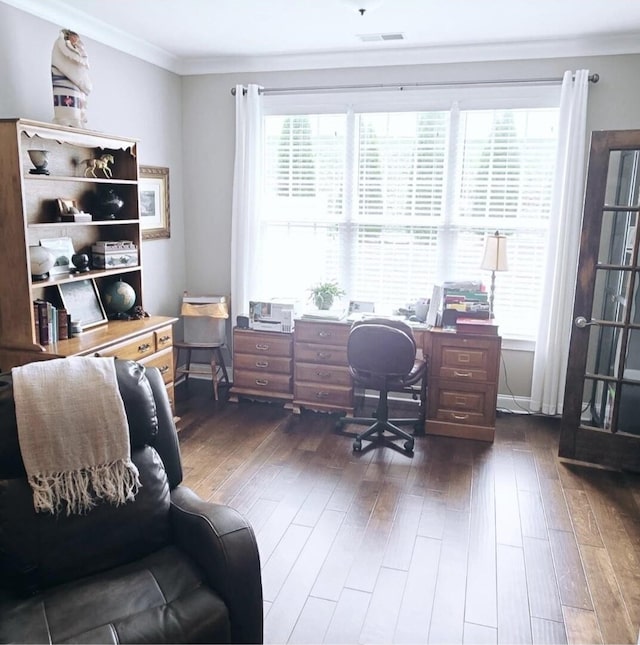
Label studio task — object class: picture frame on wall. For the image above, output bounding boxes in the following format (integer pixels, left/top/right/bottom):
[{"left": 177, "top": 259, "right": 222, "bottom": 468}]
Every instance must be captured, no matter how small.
[
  {"left": 58, "top": 278, "right": 107, "bottom": 329},
  {"left": 139, "top": 165, "right": 170, "bottom": 240}
]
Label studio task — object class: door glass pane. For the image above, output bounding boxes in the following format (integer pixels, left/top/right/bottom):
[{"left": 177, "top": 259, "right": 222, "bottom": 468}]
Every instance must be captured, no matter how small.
[
  {"left": 619, "top": 383, "right": 640, "bottom": 434},
  {"left": 598, "top": 210, "right": 637, "bottom": 266},
  {"left": 582, "top": 377, "right": 615, "bottom": 430},
  {"left": 623, "top": 329, "right": 640, "bottom": 382},
  {"left": 586, "top": 324, "right": 622, "bottom": 378},
  {"left": 605, "top": 150, "right": 640, "bottom": 207},
  {"left": 592, "top": 268, "right": 632, "bottom": 322}
]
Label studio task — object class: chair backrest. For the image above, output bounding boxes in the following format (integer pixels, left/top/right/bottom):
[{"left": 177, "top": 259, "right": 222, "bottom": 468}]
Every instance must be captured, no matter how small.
[
  {"left": 181, "top": 292, "right": 228, "bottom": 345},
  {"left": 347, "top": 319, "right": 417, "bottom": 378}
]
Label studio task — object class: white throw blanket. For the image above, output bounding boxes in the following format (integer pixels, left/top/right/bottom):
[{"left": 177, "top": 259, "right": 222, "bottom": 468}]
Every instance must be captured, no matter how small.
[{"left": 12, "top": 357, "right": 140, "bottom": 515}]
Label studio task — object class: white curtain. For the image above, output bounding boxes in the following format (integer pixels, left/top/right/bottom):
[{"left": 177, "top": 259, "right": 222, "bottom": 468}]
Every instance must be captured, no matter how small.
[
  {"left": 529, "top": 70, "right": 590, "bottom": 415},
  {"left": 231, "top": 84, "right": 263, "bottom": 322}
]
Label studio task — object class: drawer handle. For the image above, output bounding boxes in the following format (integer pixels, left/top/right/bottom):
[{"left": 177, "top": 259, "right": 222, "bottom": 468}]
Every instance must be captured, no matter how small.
[
  {"left": 317, "top": 352, "right": 332, "bottom": 359},
  {"left": 316, "top": 371, "right": 331, "bottom": 378},
  {"left": 255, "top": 379, "right": 269, "bottom": 386},
  {"left": 452, "top": 413, "right": 469, "bottom": 420},
  {"left": 255, "top": 360, "right": 269, "bottom": 368},
  {"left": 159, "top": 335, "right": 171, "bottom": 343},
  {"left": 315, "top": 391, "right": 329, "bottom": 399},
  {"left": 454, "top": 370, "right": 472, "bottom": 378},
  {"left": 318, "top": 331, "right": 332, "bottom": 338},
  {"left": 138, "top": 343, "right": 151, "bottom": 353},
  {"left": 255, "top": 343, "right": 270, "bottom": 351},
  {"left": 159, "top": 365, "right": 169, "bottom": 374}
]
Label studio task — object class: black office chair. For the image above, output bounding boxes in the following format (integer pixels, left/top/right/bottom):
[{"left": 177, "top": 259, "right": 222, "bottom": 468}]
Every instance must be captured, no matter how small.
[{"left": 336, "top": 318, "right": 427, "bottom": 454}]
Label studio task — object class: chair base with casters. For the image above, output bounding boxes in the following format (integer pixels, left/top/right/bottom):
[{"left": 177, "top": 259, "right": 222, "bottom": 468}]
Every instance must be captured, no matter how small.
[
  {"left": 174, "top": 341, "right": 230, "bottom": 400},
  {"left": 335, "top": 318, "right": 427, "bottom": 456}
]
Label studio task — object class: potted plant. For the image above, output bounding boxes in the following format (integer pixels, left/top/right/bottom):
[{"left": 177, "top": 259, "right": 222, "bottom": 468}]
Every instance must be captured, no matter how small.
[{"left": 309, "top": 280, "right": 345, "bottom": 310}]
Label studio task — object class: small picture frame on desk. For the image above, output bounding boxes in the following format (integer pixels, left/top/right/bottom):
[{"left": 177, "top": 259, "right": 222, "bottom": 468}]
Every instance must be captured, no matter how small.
[{"left": 58, "top": 278, "right": 108, "bottom": 330}]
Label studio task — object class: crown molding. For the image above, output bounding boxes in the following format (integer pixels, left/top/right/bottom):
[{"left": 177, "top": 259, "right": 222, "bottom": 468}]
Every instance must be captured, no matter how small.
[
  {"left": 3, "top": 0, "right": 181, "bottom": 73},
  {"left": 178, "top": 32, "right": 640, "bottom": 75},
  {"left": 5, "top": 0, "right": 640, "bottom": 76}
]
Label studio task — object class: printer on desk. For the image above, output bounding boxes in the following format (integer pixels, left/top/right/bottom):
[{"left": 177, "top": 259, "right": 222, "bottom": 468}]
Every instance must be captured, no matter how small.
[{"left": 249, "top": 300, "right": 296, "bottom": 333}]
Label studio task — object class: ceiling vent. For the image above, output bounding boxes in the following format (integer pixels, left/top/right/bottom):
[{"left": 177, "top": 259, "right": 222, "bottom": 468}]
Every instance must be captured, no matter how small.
[{"left": 358, "top": 32, "right": 405, "bottom": 42}]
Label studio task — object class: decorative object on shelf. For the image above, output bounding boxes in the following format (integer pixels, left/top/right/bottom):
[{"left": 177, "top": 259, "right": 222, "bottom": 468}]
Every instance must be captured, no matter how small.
[
  {"left": 480, "top": 230, "right": 509, "bottom": 319},
  {"left": 91, "top": 240, "right": 138, "bottom": 269},
  {"left": 51, "top": 29, "right": 92, "bottom": 128},
  {"left": 58, "top": 278, "right": 107, "bottom": 329},
  {"left": 71, "top": 253, "right": 90, "bottom": 273},
  {"left": 103, "top": 280, "right": 136, "bottom": 318},
  {"left": 308, "top": 280, "right": 345, "bottom": 310},
  {"left": 83, "top": 153, "right": 114, "bottom": 178},
  {"left": 93, "top": 186, "right": 124, "bottom": 220},
  {"left": 139, "top": 165, "right": 170, "bottom": 240},
  {"left": 39, "top": 236, "right": 76, "bottom": 275},
  {"left": 29, "top": 245, "right": 56, "bottom": 280},
  {"left": 27, "top": 149, "right": 50, "bottom": 175}
]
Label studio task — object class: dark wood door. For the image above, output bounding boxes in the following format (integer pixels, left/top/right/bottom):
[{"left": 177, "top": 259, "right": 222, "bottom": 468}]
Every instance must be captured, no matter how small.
[{"left": 559, "top": 130, "right": 640, "bottom": 471}]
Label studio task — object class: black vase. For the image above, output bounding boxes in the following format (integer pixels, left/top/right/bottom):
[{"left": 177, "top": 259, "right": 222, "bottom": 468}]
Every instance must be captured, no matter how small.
[{"left": 94, "top": 187, "right": 124, "bottom": 220}]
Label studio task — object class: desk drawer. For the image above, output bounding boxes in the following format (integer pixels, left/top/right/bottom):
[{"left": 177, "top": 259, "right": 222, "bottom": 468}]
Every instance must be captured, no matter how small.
[
  {"left": 295, "top": 362, "right": 352, "bottom": 387},
  {"left": 95, "top": 331, "right": 156, "bottom": 361},
  {"left": 234, "top": 369, "right": 292, "bottom": 394},
  {"left": 234, "top": 330, "right": 292, "bottom": 357},
  {"left": 234, "top": 353, "right": 292, "bottom": 374},
  {"left": 295, "top": 343, "right": 348, "bottom": 367},
  {"left": 294, "top": 382, "right": 353, "bottom": 409},
  {"left": 295, "top": 321, "right": 351, "bottom": 346},
  {"left": 140, "top": 347, "right": 174, "bottom": 384}
]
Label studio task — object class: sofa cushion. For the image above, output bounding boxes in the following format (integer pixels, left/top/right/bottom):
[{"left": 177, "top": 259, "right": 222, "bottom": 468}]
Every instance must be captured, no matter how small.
[
  {"left": 0, "top": 545, "right": 231, "bottom": 644},
  {"left": 0, "top": 446, "right": 170, "bottom": 594}
]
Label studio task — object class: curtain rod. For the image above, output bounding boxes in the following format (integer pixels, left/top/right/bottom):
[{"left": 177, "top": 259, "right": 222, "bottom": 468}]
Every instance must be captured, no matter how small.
[{"left": 231, "top": 73, "right": 599, "bottom": 96}]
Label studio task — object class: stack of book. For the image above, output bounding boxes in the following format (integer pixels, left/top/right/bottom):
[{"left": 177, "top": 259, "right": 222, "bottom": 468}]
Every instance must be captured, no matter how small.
[
  {"left": 33, "top": 300, "right": 69, "bottom": 345},
  {"left": 440, "top": 281, "right": 490, "bottom": 327},
  {"left": 456, "top": 317, "right": 499, "bottom": 335}
]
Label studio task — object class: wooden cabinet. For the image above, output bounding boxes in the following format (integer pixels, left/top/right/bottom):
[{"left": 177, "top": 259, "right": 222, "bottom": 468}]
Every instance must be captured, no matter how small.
[
  {"left": 0, "top": 118, "right": 176, "bottom": 403},
  {"left": 292, "top": 320, "right": 354, "bottom": 414},
  {"left": 229, "top": 328, "right": 293, "bottom": 403},
  {"left": 425, "top": 330, "right": 501, "bottom": 441}
]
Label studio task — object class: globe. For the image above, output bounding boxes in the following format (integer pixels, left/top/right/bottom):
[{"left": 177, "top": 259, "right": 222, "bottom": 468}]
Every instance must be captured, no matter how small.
[
  {"left": 29, "top": 245, "right": 55, "bottom": 280},
  {"left": 103, "top": 280, "right": 136, "bottom": 314}
]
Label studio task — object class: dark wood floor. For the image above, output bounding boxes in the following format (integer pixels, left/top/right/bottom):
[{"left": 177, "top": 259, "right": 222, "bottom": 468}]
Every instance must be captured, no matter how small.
[{"left": 175, "top": 381, "right": 640, "bottom": 645}]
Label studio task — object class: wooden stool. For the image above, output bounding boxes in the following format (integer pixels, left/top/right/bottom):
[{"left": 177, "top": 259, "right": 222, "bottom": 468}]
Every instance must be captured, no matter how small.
[{"left": 174, "top": 341, "right": 230, "bottom": 400}]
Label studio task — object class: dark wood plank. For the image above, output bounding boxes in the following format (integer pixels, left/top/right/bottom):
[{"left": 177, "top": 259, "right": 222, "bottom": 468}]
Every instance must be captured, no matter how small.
[
  {"left": 522, "top": 536, "right": 563, "bottom": 622},
  {"left": 428, "top": 509, "right": 470, "bottom": 644},
  {"left": 496, "top": 544, "right": 532, "bottom": 644},
  {"left": 359, "top": 566, "right": 408, "bottom": 643},
  {"left": 547, "top": 529, "right": 593, "bottom": 611},
  {"left": 323, "top": 588, "right": 370, "bottom": 644},
  {"left": 394, "top": 536, "right": 441, "bottom": 644},
  {"left": 288, "top": 596, "right": 335, "bottom": 644},
  {"left": 382, "top": 493, "right": 423, "bottom": 571},
  {"left": 531, "top": 617, "right": 567, "bottom": 645},
  {"left": 563, "top": 488, "right": 603, "bottom": 548},
  {"left": 464, "top": 623, "right": 498, "bottom": 644},
  {"left": 561, "top": 606, "right": 602, "bottom": 644}
]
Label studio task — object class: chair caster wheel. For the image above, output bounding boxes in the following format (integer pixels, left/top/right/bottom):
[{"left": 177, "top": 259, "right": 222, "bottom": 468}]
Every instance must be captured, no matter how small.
[
  {"left": 404, "top": 439, "right": 414, "bottom": 452},
  {"left": 353, "top": 439, "right": 362, "bottom": 452}
]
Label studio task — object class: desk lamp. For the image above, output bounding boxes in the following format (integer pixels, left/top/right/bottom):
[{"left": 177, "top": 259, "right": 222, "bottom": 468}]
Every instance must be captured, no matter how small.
[{"left": 480, "top": 230, "right": 508, "bottom": 319}]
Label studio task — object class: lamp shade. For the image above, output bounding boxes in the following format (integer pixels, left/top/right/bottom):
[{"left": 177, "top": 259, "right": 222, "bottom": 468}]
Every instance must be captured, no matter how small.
[{"left": 480, "top": 231, "right": 508, "bottom": 272}]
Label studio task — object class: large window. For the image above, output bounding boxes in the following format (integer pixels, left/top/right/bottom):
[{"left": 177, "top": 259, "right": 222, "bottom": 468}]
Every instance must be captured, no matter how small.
[{"left": 256, "top": 97, "right": 559, "bottom": 339}]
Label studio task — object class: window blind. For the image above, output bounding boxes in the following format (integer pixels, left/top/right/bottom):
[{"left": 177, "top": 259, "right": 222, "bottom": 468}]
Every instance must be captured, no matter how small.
[{"left": 258, "top": 101, "right": 559, "bottom": 339}]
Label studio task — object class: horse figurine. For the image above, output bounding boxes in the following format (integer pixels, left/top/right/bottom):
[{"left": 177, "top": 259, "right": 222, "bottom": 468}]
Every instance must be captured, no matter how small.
[{"left": 83, "top": 153, "right": 114, "bottom": 178}]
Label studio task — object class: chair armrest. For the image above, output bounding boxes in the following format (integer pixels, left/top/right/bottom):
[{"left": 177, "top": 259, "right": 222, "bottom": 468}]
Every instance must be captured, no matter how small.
[{"left": 169, "top": 486, "right": 263, "bottom": 644}]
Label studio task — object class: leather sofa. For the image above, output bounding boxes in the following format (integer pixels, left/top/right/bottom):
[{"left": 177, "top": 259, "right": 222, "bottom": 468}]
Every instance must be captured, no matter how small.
[{"left": 0, "top": 360, "right": 263, "bottom": 644}]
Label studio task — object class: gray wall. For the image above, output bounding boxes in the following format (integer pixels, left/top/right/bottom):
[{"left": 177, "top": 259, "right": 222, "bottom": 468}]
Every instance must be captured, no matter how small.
[
  {"left": 0, "top": 2, "right": 186, "bottom": 317},
  {"left": 181, "top": 54, "right": 640, "bottom": 403}
]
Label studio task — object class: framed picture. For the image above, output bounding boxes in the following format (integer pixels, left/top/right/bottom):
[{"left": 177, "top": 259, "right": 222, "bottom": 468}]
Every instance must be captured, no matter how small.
[
  {"left": 139, "top": 165, "right": 170, "bottom": 240},
  {"left": 58, "top": 278, "right": 107, "bottom": 329},
  {"left": 56, "top": 198, "right": 77, "bottom": 216},
  {"left": 39, "top": 236, "right": 76, "bottom": 275}
]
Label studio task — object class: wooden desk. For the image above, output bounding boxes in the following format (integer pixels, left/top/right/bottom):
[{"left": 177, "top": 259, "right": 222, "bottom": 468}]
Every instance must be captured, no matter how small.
[{"left": 230, "top": 319, "right": 500, "bottom": 441}]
